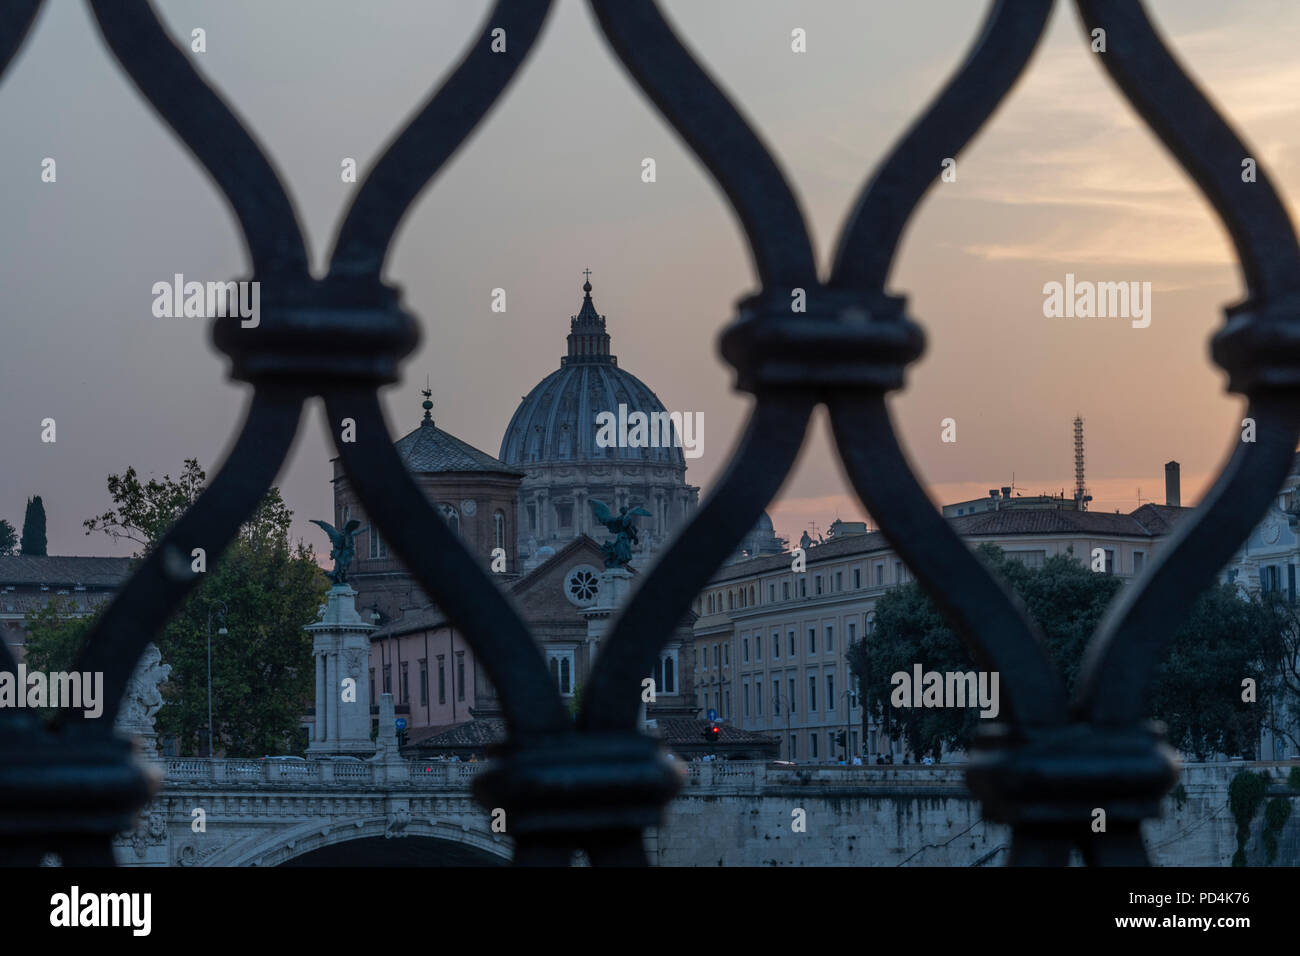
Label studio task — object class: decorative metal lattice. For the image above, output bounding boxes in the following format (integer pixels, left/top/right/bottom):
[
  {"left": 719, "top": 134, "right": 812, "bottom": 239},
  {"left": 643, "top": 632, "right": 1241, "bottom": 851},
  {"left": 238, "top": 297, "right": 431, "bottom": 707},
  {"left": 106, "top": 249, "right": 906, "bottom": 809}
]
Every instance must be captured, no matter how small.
[{"left": 2, "top": 0, "right": 1297, "bottom": 867}]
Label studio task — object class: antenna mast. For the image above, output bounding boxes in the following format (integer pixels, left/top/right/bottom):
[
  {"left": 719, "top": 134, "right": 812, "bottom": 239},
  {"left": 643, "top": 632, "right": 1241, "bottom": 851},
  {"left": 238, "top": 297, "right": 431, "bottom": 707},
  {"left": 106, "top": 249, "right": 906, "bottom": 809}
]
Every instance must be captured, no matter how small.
[{"left": 1073, "top": 415, "right": 1089, "bottom": 511}]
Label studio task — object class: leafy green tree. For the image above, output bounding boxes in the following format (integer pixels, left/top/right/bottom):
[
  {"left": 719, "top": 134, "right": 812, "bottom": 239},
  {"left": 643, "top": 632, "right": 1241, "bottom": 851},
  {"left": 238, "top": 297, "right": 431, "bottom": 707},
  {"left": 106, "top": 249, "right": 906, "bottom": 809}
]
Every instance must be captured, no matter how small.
[
  {"left": 23, "top": 597, "right": 96, "bottom": 673},
  {"left": 73, "top": 460, "right": 327, "bottom": 755},
  {"left": 847, "top": 544, "right": 1279, "bottom": 760},
  {"left": 0, "top": 519, "right": 17, "bottom": 556},
  {"left": 20, "top": 495, "right": 47, "bottom": 555}
]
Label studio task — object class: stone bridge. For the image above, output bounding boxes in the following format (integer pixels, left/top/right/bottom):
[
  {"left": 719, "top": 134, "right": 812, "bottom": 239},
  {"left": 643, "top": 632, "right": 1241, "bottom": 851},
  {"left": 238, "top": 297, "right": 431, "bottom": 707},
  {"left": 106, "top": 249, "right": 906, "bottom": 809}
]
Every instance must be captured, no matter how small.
[{"left": 113, "top": 757, "right": 1299, "bottom": 867}]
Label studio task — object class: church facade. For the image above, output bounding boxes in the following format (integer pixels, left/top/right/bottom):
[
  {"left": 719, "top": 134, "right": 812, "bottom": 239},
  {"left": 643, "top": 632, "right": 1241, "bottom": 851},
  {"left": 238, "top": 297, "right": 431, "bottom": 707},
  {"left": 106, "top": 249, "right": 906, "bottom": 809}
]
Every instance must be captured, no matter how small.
[{"left": 331, "top": 279, "right": 707, "bottom": 752}]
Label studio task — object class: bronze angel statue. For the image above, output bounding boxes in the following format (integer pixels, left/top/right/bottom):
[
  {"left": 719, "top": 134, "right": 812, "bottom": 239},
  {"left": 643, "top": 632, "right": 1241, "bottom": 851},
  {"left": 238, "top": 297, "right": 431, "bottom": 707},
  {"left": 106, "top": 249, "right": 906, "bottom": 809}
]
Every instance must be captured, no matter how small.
[
  {"left": 310, "top": 518, "right": 364, "bottom": 585},
  {"left": 590, "top": 499, "right": 651, "bottom": 568}
]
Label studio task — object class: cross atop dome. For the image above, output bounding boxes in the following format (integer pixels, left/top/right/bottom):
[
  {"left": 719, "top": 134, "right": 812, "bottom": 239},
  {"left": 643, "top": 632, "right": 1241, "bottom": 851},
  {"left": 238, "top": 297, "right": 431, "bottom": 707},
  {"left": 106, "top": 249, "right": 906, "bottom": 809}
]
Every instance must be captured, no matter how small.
[{"left": 566, "top": 270, "right": 613, "bottom": 365}]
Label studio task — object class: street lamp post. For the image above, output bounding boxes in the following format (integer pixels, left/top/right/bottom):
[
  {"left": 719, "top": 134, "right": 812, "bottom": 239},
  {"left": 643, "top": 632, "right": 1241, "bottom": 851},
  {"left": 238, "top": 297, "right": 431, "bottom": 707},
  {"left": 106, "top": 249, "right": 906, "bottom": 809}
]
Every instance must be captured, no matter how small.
[
  {"left": 206, "top": 603, "right": 228, "bottom": 758},
  {"left": 773, "top": 689, "right": 793, "bottom": 760}
]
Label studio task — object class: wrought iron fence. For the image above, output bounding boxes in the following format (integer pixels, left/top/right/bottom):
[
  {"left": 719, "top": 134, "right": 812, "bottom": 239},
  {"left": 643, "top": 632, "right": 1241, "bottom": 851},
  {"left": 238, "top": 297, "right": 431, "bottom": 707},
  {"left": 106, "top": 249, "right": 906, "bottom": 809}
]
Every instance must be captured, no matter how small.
[{"left": 2, "top": 0, "right": 1298, "bottom": 867}]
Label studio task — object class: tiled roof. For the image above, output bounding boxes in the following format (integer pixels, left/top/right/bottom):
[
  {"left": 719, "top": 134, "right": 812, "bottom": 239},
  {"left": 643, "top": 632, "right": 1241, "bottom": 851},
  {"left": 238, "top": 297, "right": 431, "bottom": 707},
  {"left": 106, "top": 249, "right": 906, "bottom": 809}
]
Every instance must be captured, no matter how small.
[
  {"left": 950, "top": 505, "right": 1192, "bottom": 537},
  {"left": 0, "top": 555, "right": 133, "bottom": 588},
  {"left": 405, "top": 718, "right": 506, "bottom": 749},
  {"left": 705, "top": 503, "right": 1196, "bottom": 585},
  {"left": 393, "top": 419, "right": 524, "bottom": 477},
  {"left": 651, "top": 717, "right": 778, "bottom": 745},
  {"left": 0, "top": 592, "right": 110, "bottom": 616}
]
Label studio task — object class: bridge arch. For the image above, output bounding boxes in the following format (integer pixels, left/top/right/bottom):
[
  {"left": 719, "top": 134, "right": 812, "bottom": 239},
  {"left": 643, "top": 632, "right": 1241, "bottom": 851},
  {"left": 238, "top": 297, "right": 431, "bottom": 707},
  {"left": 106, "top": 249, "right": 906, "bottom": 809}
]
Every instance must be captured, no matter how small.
[{"left": 187, "top": 815, "right": 512, "bottom": 867}]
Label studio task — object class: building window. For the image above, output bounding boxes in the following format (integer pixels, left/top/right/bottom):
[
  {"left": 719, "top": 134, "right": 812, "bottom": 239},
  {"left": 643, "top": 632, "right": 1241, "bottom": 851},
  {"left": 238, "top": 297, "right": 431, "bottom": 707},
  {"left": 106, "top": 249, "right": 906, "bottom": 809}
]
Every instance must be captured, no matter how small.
[
  {"left": 383, "top": 663, "right": 392, "bottom": 695},
  {"left": 815, "top": 575, "right": 823, "bottom": 595},
  {"left": 456, "top": 652, "right": 465, "bottom": 701},
  {"left": 419, "top": 659, "right": 428, "bottom": 707},
  {"left": 788, "top": 631, "right": 796, "bottom": 657},
  {"left": 853, "top": 567, "right": 861, "bottom": 589},
  {"left": 657, "top": 652, "right": 677, "bottom": 694},
  {"left": 875, "top": 564, "right": 884, "bottom": 586},
  {"left": 894, "top": 560, "right": 903, "bottom": 584},
  {"left": 756, "top": 634, "right": 762, "bottom": 661},
  {"left": 400, "top": 661, "right": 409, "bottom": 704},
  {"left": 809, "top": 675, "right": 817, "bottom": 712},
  {"left": 494, "top": 511, "right": 506, "bottom": 552},
  {"left": 810, "top": 732, "right": 818, "bottom": 759},
  {"left": 723, "top": 643, "right": 730, "bottom": 666},
  {"left": 549, "top": 651, "right": 574, "bottom": 696},
  {"left": 437, "top": 503, "right": 460, "bottom": 537},
  {"left": 437, "top": 657, "right": 446, "bottom": 705},
  {"left": 1133, "top": 551, "right": 1145, "bottom": 574},
  {"left": 714, "top": 645, "right": 721, "bottom": 669},
  {"left": 827, "top": 672, "right": 834, "bottom": 707},
  {"left": 835, "top": 571, "right": 843, "bottom": 591},
  {"left": 708, "top": 594, "right": 714, "bottom": 614},
  {"left": 724, "top": 689, "right": 730, "bottom": 719},
  {"left": 369, "top": 526, "right": 387, "bottom": 559},
  {"left": 756, "top": 679, "right": 762, "bottom": 716},
  {"left": 369, "top": 667, "right": 375, "bottom": 703},
  {"left": 789, "top": 735, "right": 797, "bottom": 760},
  {"left": 729, "top": 591, "right": 735, "bottom": 611},
  {"left": 789, "top": 677, "right": 797, "bottom": 714},
  {"left": 1104, "top": 549, "right": 1115, "bottom": 574},
  {"left": 825, "top": 625, "right": 834, "bottom": 653},
  {"left": 783, "top": 581, "right": 790, "bottom": 600},
  {"left": 555, "top": 502, "right": 573, "bottom": 527},
  {"left": 526, "top": 502, "right": 537, "bottom": 531},
  {"left": 773, "top": 634, "right": 780, "bottom": 660},
  {"left": 769, "top": 583, "right": 776, "bottom": 602},
  {"left": 808, "top": 628, "right": 816, "bottom": 655},
  {"left": 742, "top": 637, "right": 750, "bottom": 663},
  {"left": 743, "top": 683, "right": 750, "bottom": 718},
  {"left": 848, "top": 620, "right": 856, "bottom": 644},
  {"left": 800, "top": 578, "right": 807, "bottom": 598},
  {"left": 750, "top": 586, "right": 756, "bottom": 605}
]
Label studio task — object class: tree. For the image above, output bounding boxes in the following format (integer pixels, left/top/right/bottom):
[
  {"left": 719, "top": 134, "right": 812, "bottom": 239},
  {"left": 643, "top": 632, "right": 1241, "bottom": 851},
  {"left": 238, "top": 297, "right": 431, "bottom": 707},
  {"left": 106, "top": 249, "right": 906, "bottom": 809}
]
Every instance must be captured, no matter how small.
[
  {"left": 20, "top": 496, "right": 47, "bottom": 555},
  {"left": 23, "top": 597, "right": 96, "bottom": 674},
  {"left": 0, "top": 519, "right": 17, "bottom": 556},
  {"left": 67, "top": 460, "right": 328, "bottom": 755},
  {"left": 847, "top": 544, "right": 1280, "bottom": 760}
]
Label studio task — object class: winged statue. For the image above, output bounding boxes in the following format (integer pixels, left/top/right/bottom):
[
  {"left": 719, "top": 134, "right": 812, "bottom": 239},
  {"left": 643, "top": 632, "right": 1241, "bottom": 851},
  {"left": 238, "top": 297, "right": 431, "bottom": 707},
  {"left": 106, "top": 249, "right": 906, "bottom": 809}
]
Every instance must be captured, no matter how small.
[
  {"left": 590, "top": 499, "right": 651, "bottom": 568},
  {"left": 310, "top": 518, "right": 365, "bottom": 585}
]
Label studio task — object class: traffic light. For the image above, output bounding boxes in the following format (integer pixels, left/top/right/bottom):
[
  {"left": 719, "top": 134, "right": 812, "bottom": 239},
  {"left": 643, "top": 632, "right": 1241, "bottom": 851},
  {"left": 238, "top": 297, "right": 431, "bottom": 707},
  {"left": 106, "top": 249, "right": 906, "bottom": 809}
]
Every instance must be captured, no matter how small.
[
  {"left": 834, "top": 731, "right": 847, "bottom": 749},
  {"left": 703, "top": 721, "right": 720, "bottom": 745}
]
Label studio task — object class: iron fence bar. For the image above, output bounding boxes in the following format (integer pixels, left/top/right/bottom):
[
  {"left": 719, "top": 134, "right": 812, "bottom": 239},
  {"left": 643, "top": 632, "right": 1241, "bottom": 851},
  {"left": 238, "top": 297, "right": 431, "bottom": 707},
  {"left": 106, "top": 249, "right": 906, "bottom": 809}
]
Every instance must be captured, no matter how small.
[
  {"left": 587, "top": 0, "right": 816, "bottom": 288},
  {"left": 828, "top": 394, "right": 1068, "bottom": 726},
  {"left": 831, "top": 0, "right": 1054, "bottom": 290},
  {"left": 0, "top": 0, "right": 45, "bottom": 678},
  {"left": 579, "top": 400, "right": 814, "bottom": 732},
  {"left": 87, "top": 0, "right": 309, "bottom": 277},
  {"left": 330, "top": 0, "right": 554, "bottom": 279},
  {"left": 0, "top": 0, "right": 1294, "bottom": 868},
  {"left": 323, "top": 388, "right": 570, "bottom": 738}
]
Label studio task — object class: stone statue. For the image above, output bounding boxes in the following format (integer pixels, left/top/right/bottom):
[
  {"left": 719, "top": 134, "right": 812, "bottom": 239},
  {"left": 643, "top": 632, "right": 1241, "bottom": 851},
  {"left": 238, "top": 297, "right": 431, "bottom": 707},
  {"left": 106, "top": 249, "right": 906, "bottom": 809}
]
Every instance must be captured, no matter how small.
[
  {"left": 116, "top": 643, "right": 171, "bottom": 755},
  {"left": 590, "top": 499, "right": 651, "bottom": 568},
  {"left": 310, "top": 518, "right": 365, "bottom": 585}
]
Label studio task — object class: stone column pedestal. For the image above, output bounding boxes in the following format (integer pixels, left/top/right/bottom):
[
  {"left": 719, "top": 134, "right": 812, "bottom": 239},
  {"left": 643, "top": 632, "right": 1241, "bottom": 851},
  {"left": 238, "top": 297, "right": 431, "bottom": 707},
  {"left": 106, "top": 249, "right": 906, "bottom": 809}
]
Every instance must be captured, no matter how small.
[{"left": 306, "top": 585, "right": 376, "bottom": 757}]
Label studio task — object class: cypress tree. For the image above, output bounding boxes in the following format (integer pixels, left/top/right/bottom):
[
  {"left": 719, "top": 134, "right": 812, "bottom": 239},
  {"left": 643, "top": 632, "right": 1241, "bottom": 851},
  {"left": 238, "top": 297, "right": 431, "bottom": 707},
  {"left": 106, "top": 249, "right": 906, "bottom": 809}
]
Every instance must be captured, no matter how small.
[{"left": 20, "top": 495, "right": 47, "bottom": 556}]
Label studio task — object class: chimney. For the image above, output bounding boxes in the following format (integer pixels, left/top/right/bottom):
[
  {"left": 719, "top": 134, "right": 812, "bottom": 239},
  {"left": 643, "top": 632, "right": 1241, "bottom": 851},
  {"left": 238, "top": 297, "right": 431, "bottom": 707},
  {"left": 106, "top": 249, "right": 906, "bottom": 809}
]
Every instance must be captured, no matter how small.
[
  {"left": 1164, "top": 461, "right": 1180, "bottom": 507},
  {"left": 1001, "top": 486, "right": 1012, "bottom": 500}
]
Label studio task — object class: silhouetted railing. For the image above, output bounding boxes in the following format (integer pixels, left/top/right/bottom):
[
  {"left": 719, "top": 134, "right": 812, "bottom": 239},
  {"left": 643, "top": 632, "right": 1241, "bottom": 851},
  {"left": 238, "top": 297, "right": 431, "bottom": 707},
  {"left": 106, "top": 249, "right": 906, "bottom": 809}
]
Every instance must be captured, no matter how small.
[{"left": 2, "top": 0, "right": 1297, "bottom": 866}]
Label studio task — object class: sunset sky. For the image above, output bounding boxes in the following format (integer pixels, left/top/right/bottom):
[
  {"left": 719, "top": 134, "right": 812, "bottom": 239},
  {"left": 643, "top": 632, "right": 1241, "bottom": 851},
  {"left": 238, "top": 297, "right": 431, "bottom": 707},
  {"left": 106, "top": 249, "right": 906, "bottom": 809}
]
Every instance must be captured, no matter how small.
[{"left": 2, "top": 0, "right": 1297, "bottom": 559}]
